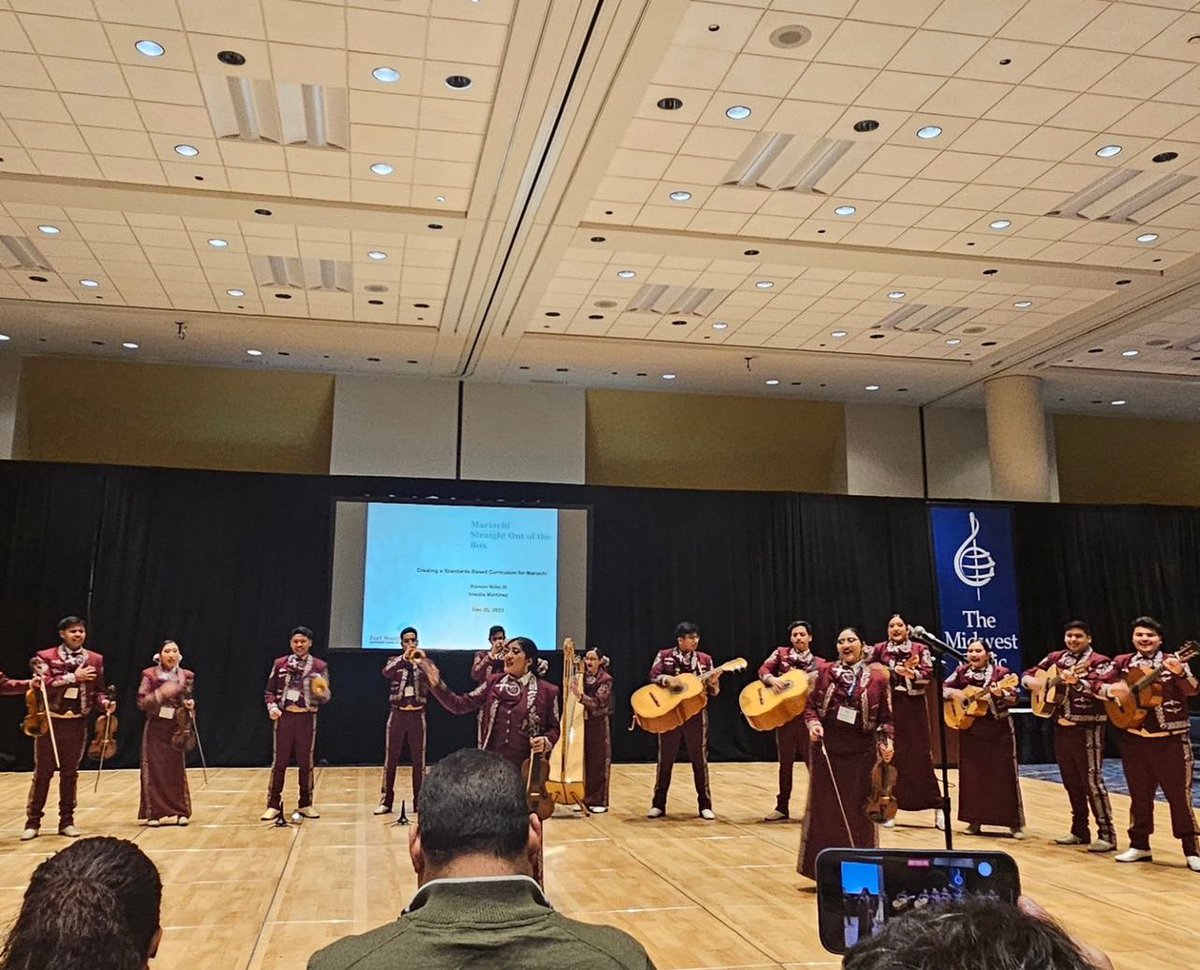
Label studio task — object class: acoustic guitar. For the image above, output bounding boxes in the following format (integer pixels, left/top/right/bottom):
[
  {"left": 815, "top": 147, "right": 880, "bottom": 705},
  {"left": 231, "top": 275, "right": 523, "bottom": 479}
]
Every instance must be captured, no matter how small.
[
  {"left": 1104, "top": 642, "right": 1198, "bottom": 731},
  {"left": 739, "top": 669, "right": 812, "bottom": 732},
  {"left": 943, "top": 674, "right": 1019, "bottom": 731},
  {"left": 1028, "top": 666, "right": 1066, "bottom": 718},
  {"left": 631, "top": 658, "right": 747, "bottom": 734}
]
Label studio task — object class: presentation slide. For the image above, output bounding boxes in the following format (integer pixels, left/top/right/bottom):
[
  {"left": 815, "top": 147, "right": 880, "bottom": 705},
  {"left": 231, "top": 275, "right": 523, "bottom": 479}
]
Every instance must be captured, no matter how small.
[{"left": 329, "top": 500, "right": 588, "bottom": 652}]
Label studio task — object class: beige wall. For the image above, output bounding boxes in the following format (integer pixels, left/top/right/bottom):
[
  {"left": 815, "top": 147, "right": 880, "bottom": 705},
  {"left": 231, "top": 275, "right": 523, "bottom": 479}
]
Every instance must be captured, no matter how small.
[
  {"left": 15, "top": 357, "right": 333, "bottom": 475},
  {"left": 585, "top": 389, "right": 845, "bottom": 491},
  {"left": 1054, "top": 413, "right": 1200, "bottom": 506}
]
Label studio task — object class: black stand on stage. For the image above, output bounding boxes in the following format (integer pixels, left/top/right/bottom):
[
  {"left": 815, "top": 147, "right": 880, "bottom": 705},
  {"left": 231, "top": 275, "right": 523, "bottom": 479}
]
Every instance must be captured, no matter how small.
[
  {"left": 392, "top": 800, "right": 410, "bottom": 827},
  {"left": 910, "top": 625, "right": 967, "bottom": 852}
]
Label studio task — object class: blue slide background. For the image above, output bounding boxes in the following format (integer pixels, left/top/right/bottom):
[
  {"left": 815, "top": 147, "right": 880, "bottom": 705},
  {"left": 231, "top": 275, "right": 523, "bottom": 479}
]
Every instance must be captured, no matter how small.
[{"left": 361, "top": 503, "right": 558, "bottom": 651}]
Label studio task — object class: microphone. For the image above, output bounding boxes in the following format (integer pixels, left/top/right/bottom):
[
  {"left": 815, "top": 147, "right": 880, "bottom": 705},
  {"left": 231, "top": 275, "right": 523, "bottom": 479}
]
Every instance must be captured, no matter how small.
[{"left": 909, "top": 626, "right": 967, "bottom": 663}]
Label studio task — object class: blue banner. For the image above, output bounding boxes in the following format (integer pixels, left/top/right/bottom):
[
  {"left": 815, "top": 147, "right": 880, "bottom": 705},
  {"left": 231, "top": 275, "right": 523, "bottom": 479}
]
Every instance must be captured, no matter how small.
[{"left": 929, "top": 505, "right": 1022, "bottom": 673}]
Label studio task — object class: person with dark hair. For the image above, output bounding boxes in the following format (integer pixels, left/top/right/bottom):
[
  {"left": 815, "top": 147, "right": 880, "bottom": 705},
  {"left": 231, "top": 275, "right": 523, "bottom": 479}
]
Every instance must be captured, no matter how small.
[
  {"left": 471, "top": 625, "right": 508, "bottom": 683},
  {"left": 759, "top": 619, "right": 820, "bottom": 821},
  {"left": 868, "top": 614, "right": 941, "bottom": 830},
  {"left": 137, "top": 640, "right": 195, "bottom": 827},
  {"left": 571, "top": 646, "right": 613, "bottom": 812},
  {"left": 1, "top": 835, "right": 163, "bottom": 970},
  {"left": 262, "top": 626, "right": 331, "bottom": 821},
  {"left": 797, "top": 627, "right": 893, "bottom": 880},
  {"left": 1021, "top": 620, "right": 1116, "bottom": 851},
  {"left": 646, "top": 621, "right": 726, "bottom": 820},
  {"left": 842, "top": 895, "right": 1113, "bottom": 970},
  {"left": 421, "top": 637, "right": 560, "bottom": 770},
  {"left": 21, "top": 616, "right": 115, "bottom": 841},
  {"left": 945, "top": 640, "right": 1025, "bottom": 839},
  {"left": 307, "top": 749, "right": 654, "bottom": 969},
  {"left": 1094, "top": 616, "right": 1200, "bottom": 870},
  {"left": 375, "top": 626, "right": 428, "bottom": 815}
]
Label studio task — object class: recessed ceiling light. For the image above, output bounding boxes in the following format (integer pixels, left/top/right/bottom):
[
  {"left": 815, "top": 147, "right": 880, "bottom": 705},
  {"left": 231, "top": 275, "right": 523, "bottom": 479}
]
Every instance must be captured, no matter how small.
[
  {"left": 207, "top": 238, "right": 228, "bottom": 248},
  {"left": 79, "top": 279, "right": 99, "bottom": 287},
  {"left": 1152, "top": 151, "right": 1178, "bottom": 164},
  {"left": 435, "top": 195, "right": 446, "bottom": 203},
  {"left": 755, "top": 280, "right": 774, "bottom": 289},
  {"left": 831, "top": 330, "right": 847, "bottom": 338},
  {"left": 246, "top": 349, "right": 263, "bottom": 356},
  {"left": 945, "top": 338, "right": 962, "bottom": 346},
  {"left": 834, "top": 204, "right": 856, "bottom": 216},
  {"left": 1122, "top": 349, "right": 1139, "bottom": 357},
  {"left": 37, "top": 224, "right": 60, "bottom": 235},
  {"left": 1013, "top": 300, "right": 1032, "bottom": 308},
  {"left": 372, "top": 66, "right": 400, "bottom": 83},
  {"left": 765, "top": 379, "right": 780, "bottom": 386},
  {"left": 1136, "top": 232, "right": 1159, "bottom": 243},
  {"left": 135, "top": 39, "right": 165, "bottom": 58},
  {"left": 217, "top": 49, "right": 245, "bottom": 66},
  {"left": 657, "top": 97, "right": 684, "bottom": 111},
  {"left": 367, "top": 250, "right": 387, "bottom": 260},
  {"left": 865, "top": 384, "right": 880, "bottom": 391},
  {"left": 616, "top": 269, "right": 636, "bottom": 279},
  {"left": 0, "top": 334, "right": 10, "bottom": 341},
  {"left": 916, "top": 125, "right": 942, "bottom": 139},
  {"left": 370, "top": 162, "right": 395, "bottom": 176},
  {"left": 1111, "top": 400, "right": 1127, "bottom": 406},
  {"left": 226, "top": 288, "right": 245, "bottom": 297},
  {"left": 725, "top": 105, "right": 751, "bottom": 120},
  {"left": 887, "top": 291, "right": 905, "bottom": 299},
  {"left": 445, "top": 75, "right": 473, "bottom": 89},
  {"left": 989, "top": 219, "right": 1012, "bottom": 230},
  {"left": 122, "top": 341, "right": 139, "bottom": 349},
  {"left": 711, "top": 321, "right": 728, "bottom": 330},
  {"left": 853, "top": 119, "right": 880, "bottom": 133},
  {"left": 662, "top": 373, "right": 676, "bottom": 380},
  {"left": 174, "top": 144, "right": 199, "bottom": 157},
  {"left": 668, "top": 190, "right": 692, "bottom": 202},
  {"left": 1095, "top": 144, "right": 1122, "bottom": 158}
]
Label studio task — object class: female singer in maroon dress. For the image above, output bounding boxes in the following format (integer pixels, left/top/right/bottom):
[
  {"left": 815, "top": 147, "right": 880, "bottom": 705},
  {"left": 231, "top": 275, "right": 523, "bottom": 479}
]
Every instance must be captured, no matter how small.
[
  {"left": 572, "top": 647, "right": 613, "bottom": 813},
  {"left": 944, "top": 640, "right": 1025, "bottom": 839},
  {"left": 798, "top": 627, "right": 894, "bottom": 880},
  {"left": 870, "top": 614, "right": 942, "bottom": 829},
  {"left": 137, "top": 640, "right": 195, "bottom": 826}
]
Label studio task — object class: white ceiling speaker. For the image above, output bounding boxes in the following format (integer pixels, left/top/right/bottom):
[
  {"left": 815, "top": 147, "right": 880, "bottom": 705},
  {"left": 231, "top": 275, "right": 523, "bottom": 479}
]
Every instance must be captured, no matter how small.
[{"left": 769, "top": 25, "right": 812, "bottom": 49}]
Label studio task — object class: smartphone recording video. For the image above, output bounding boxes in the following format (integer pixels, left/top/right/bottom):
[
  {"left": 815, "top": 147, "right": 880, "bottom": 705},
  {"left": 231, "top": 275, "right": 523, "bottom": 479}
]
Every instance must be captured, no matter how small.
[{"left": 815, "top": 848, "right": 1020, "bottom": 954}]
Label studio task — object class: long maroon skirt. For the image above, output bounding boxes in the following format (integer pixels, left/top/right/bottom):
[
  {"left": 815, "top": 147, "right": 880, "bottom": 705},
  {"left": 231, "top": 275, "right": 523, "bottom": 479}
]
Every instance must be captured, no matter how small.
[
  {"left": 798, "top": 721, "right": 877, "bottom": 879},
  {"left": 139, "top": 715, "right": 192, "bottom": 820},
  {"left": 891, "top": 691, "right": 941, "bottom": 811},
  {"left": 583, "top": 715, "right": 611, "bottom": 807},
  {"left": 957, "top": 716, "right": 1024, "bottom": 828}
]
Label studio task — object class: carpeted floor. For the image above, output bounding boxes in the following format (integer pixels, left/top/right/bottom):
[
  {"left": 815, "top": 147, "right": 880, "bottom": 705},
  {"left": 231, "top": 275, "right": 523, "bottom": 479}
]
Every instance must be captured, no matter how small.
[{"left": 1020, "top": 758, "right": 1200, "bottom": 807}]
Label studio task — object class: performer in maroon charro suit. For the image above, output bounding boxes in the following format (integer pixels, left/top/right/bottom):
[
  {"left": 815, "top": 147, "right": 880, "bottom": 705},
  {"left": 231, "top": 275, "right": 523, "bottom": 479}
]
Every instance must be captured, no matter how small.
[
  {"left": 22, "top": 616, "right": 115, "bottom": 842},
  {"left": 375, "top": 626, "right": 428, "bottom": 815},
  {"left": 869, "top": 614, "right": 941, "bottom": 829},
  {"left": 470, "top": 625, "right": 507, "bottom": 683},
  {"left": 798, "top": 626, "right": 893, "bottom": 880},
  {"left": 759, "top": 620, "right": 820, "bottom": 821},
  {"left": 261, "top": 626, "right": 331, "bottom": 821},
  {"left": 1021, "top": 620, "right": 1116, "bottom": 851},
  {"left": 1093, "top": 615, "right": 1200, "bottom": 871},
  {"left": 422, "top": 636, "right": 560, "bottom": 769},
  {"left": 945, "top": 640, "right": 1025, "bottom": 838},
  {"left": 571, "top": 646, "right": 613, "bottom": 812},
  {"left": 1, "top": 666, "right": 37, "bottom": 695},
  {"left": 137, "top": 640, "right": 195, "bottom": 827}
]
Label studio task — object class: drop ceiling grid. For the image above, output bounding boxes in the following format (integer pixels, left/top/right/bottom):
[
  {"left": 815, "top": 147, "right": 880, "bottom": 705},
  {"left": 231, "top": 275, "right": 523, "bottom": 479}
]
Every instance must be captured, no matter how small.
[
  {"left": 0, "top": 1, "right": 513, "bottom": 206},
  {"left": 1055, "top": 309, "right": 1200, "bottom": 376},
  {"left": 593, "top": 0, "right": 1200, "bottom": 267}
]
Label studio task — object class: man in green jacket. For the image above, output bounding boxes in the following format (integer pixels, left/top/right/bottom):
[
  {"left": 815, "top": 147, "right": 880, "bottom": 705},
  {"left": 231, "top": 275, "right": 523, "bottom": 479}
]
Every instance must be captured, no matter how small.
[{"left": 308, "top": 747, "right": 656, "bottom": 970}]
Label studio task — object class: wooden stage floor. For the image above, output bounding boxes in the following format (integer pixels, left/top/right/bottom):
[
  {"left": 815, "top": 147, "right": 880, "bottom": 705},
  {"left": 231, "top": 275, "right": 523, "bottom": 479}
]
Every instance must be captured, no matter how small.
[{"left": 1, "top": 762, "right": 1196, "bottom": 969}]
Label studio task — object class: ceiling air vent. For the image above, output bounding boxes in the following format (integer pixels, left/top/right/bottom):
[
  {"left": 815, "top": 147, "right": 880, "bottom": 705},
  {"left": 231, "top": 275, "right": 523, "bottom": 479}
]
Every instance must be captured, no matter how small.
[
  {"left": 0, "top": 235, "right": 52, "bottom": 270},
  {"left": 873, "top": 304, "right": 967, "bottom": 333},
  {"left": 251, "top": 255, "right": 352, "bottom": 291},
  {"left": 1046, "top": 169, "right": 1197, "bottom": 223},
  {"left": 722, "top": 134, "right": 872, "bottom": 194},
  {"left": 201, "top": 76, "right": 349, "bottom": 148},
  {"left": 624, "top": 284, "right": 727, "bottom": 315}
]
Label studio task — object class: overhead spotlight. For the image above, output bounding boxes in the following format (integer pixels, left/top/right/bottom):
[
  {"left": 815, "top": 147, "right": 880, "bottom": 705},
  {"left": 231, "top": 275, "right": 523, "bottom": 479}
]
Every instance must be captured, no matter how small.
[
  {"left": 989, "top": 219, "right": 1012, "bottom": 230},
  {"left": 1013, "top": 300, "right": 1032, "bottom": 308},
  {"left": 37, "top": 225, "right": 60, "bottom": 235},
  {"left": 834, "top": 205, "right": 856, "bottom": 216},
  {"left": 945, "top": 338, "right": 962, "bottom": 346},
  {"left": 207, "top": 238, "right": 228, "bottom": 248},
  {"left": 657, "top": 97, "right": 684, "bottom": 111},
  {"left": 662, "top": 373, "right": 676, "bottom": 380},
  {"left": 725, "top": 105, "right": 751, "bottom": 120},
  {"left": 367, "top": 250, "right": 387, "bottom": 260},
  {"left": 372, "top": 66, "right": 400, "bottom": 83},
  {"left": 246, "top": 349, "right": 263, "bottom": 356},
  {"left": 711, "top": 321, "right": 728, "bottom": 330},
  {"left": 370, "top": 162, "right": 395, "bottom": 175},
  {"left": 1111, "top": 400, "right": 1127, "bottom": 406},
  {"left": 122, "top": 341, "right": 139, "bottom": 349},
  {"left": 1136, "top": 232, "right": 1159, "bottom": 243},
  {"left": 765, "top": 379, "right": 780, "bottom": 386},
  {"left": 887, "top": 291, "right": 905, "bottom": 299},
  {"left": 0, "top": 334, "right": 10, "bottom": 341},
  {"left": 668, "top": 190, "right": 692, "bottom": 202},
  {"left": 226, "top": 288, "right": 245, "bottom": 297},
  {"left": 616, "top": 269, "right": 636, "bottom": 279},
  {"left": 1095, "top": 144, "right": 1122, "bottom": 158},
  {"left": 445, "top": 75, "right": 473, "bottom": 89},
  {"left": 831, "top": 330, "right": 847, "bottom": 338},
  {"left": 1121, "top": 350, "right": 1139, "bottom": 357},
  {"left": 755, "top": 280, "right": 774, "bottom": 289},
  {"left": 174, "top": 144, "right": 199, "bottom": 157},
  {"left": 865, "top": 384, "right": 880, "bottom": 391},
  {"left": 916, "top": 125, "right": 942, "bottom": 139},
  {"left": 79, "top": 279, "right": 100, "bottom": 287},
  {"left": 135, "top": 39, "right": 165, "bottom": 57}
]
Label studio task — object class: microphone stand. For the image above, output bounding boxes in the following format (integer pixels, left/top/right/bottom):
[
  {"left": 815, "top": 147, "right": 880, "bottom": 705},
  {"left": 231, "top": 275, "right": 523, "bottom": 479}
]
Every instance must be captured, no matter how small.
[{"left": 910, "top": 627, "right": 967, "bottom": 852}]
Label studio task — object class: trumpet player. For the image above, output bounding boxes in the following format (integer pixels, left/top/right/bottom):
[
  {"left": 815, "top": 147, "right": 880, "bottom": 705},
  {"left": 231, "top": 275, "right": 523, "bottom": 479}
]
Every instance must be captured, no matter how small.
[
  {"left": 376, "top": 627, "right": 429, "bottom": 816},
  {"left": 262, "top": 626, "right": 331, "bottom": 821}
]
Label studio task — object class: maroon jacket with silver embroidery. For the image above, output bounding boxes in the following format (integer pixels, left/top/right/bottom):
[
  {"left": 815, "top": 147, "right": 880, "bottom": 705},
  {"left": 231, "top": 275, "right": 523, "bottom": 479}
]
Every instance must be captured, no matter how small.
[
  {"left": 0, "top": 669, "right": 33, "bottom": 695},
  {"left": 869, "top": 639, "right": 933, "bottom": 696},
  {"left": 1094, "top": 651, "right": 1198, "bottom": 735},
  {"left": 804, "top": 659, "right": 894, "bottom": 738},
  {"left": 264, "top": 655, "right": 331, "bottom": 713},
  {"left": 945, "top": 663, "right": 1018, "bottom": 720},
  {"left": 32, "top": 646, "right": 106, "bottom": 716},
  {"left": 137, "top": 666, "right": 196, "bottom": 715},
  {"left": 759, "top": 647, "right": 819, "bottom": 681},
  {"left": 648, "top": 648, "right": 718, "bottom": 695},
  {"left": 470, "top": 650, "right": 506, "bottom": 684},
  {"left": 383, "top": 655, "right": 429, "bottom": 710},
  {"left": 579, "top": 669, "right": 613, "bottom": 720},
  {"left": 430, "top": 673, "right": 561, "bottom": 758},
  {"left": 1022, "top": 648, "right": 1109, "bottom": 723}
]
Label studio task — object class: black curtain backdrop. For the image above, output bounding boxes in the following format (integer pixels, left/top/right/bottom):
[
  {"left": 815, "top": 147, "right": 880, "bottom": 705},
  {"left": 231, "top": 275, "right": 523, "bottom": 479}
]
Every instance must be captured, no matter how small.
[{"left": 0, "top": 460, "right": 1196, "bottom": 773}]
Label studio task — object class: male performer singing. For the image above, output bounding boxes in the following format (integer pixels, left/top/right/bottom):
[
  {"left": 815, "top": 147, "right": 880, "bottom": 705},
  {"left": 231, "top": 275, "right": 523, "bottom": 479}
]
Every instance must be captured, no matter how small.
[
  {"left": 375, "top": 627, "right": 428, "bottom": 815},
  {"left": 21, "top": 617, "right": 115, "bottom": 841},
  {"left": 262, "top": 626, "right": 331, "bottom": 821},
  {"left": 646, "top": 621, "right": 726, "bottom": 820},
  {"left": 759, "top": 620, "right": 820, "bottom": 821},
  {"left": 1021, "top": 620, "right": 1116, "bottom": 852}
]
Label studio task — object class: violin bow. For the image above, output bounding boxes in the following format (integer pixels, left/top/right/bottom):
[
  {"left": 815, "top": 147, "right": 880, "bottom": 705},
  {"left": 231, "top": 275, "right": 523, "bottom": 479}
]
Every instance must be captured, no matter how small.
[
  {"left": 36, "top": 675, "right": 61, "bottom": 771},
  {"left": 819, "top": 739, "right": 856, "bottom": 848},
  {"left": 190, "top": 707, "right": 210, "bottom": 785},
  {"left": 93, "top": 687, "right": 115, "bottom": 793}
]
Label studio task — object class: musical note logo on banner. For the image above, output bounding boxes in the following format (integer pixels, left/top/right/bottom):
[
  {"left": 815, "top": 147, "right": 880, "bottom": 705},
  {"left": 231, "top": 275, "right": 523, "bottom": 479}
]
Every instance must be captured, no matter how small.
[{"left": 952, "top": 512, "right": 996, "bottom": 601}]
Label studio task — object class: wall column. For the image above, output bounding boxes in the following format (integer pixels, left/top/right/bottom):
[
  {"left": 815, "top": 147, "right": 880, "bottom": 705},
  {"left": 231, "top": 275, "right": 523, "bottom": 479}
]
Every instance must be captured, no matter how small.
[
  {"left": 984, "top": 375, "right": 1052, "bottom": 502},
  {"left": 0, "top": 355, "right": 22, "bottom": 459}
]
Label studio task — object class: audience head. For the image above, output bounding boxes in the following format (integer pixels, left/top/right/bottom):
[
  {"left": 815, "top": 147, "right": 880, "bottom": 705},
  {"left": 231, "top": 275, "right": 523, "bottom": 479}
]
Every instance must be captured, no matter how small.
[
  {"left": 410, "top": 749, "right": 537, "bottom": 884},
  {"left": 1, "top": 837, "right": 162, "bottom": 970},
  {"left": 674, "top": 621, "right": 700, "bottom": 652}
]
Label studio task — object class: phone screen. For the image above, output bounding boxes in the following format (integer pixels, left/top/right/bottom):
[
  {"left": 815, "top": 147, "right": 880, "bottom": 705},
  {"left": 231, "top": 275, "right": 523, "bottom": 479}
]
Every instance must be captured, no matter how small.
[{"left": 815, "top": 848, "right": 1020, "bottom": 953}]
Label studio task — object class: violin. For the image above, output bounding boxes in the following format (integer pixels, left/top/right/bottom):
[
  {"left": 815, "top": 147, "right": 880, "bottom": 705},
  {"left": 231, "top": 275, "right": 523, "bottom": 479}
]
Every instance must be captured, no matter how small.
[
  {"left": 865, "top": 751, "right": 899, "bottom": 824},
  {"left": 88, "top": 685, "right": 118, "bottom": 761},
  {"left": 22, "top": 660, "right": 49, "bottom": 738},
  {"left": 521, "top": 749, "right": 555, "bottom": 820},
  {"left": 171, "top": 688, "right": 197, "bottom": 753}
]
